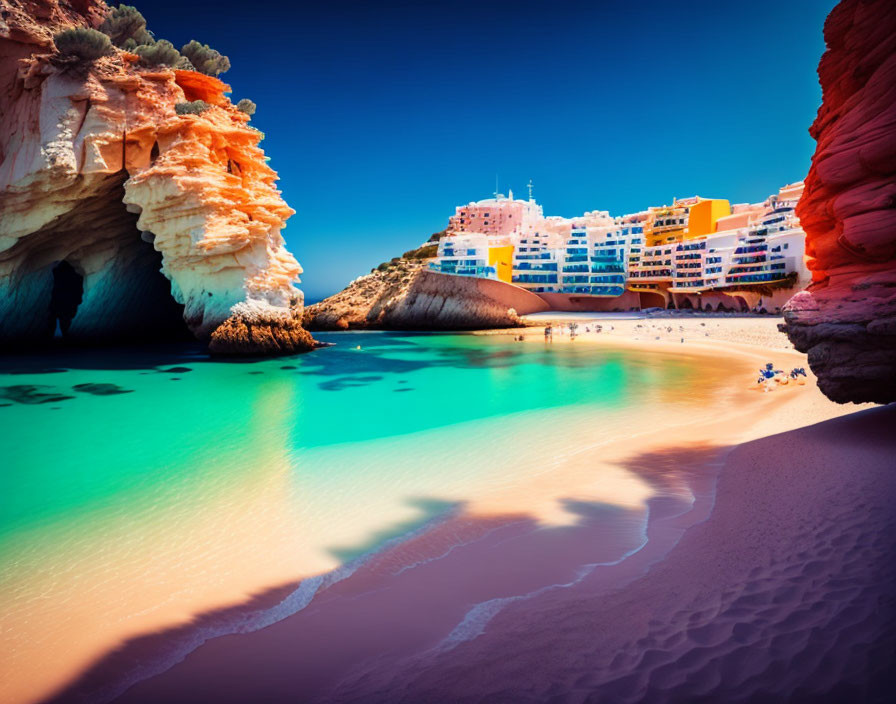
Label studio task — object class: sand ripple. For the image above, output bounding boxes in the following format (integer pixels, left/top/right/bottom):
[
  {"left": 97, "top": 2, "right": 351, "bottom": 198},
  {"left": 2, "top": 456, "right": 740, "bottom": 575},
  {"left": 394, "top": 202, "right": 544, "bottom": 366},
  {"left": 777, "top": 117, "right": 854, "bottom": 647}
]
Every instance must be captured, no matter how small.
[{"left": 327, "top": 406, "right": 896, "bottom": 703}]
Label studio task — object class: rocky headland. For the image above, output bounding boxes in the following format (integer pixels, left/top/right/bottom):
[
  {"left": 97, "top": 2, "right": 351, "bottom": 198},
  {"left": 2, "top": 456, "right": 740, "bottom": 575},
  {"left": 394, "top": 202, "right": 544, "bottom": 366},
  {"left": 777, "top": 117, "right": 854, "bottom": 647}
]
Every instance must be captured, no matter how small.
[
  {"left": 781, "top": 0, "right": 896, "bottom": 403},
  {"left": 303, "top": 245, "right": 548, "bottom": 331},
  {"left": 0, "top": 0, "right": 315, "bottom": 354}
]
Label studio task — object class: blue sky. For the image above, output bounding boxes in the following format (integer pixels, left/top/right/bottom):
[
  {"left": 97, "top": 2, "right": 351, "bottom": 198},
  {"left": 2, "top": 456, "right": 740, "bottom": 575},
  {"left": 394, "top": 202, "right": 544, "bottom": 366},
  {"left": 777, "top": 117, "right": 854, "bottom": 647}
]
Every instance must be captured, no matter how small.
[{"left": 140, "top": 0, "right": 834, "bottom": 301}]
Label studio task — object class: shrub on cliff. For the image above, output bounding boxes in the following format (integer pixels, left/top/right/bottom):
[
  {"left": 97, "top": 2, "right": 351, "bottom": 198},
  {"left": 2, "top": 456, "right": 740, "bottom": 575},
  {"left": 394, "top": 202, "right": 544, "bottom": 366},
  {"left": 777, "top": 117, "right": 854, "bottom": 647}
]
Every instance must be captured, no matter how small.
[
  {"left": 54, "top": 28, "right": 114, "bottom": 61},
  {"left": 175, "top": 100, "right": 211, "bottom": 116},
  {"left": 402, "top": 244, "right": 438, "bottom": 259},
  {"left": 133, "top": 40, "right": 181, "bottom": 68},
  {"left": 100, "top": 4, "right": 147, "bottom": 46},
  {"left": 236, "top": 99, "right": 256, "bottom": 116},
  {"left": 120, "top": 29, "right": 155, "bottom": 51},
  {"left": 181, "top": 40, "right": 230, "bottom": 76}
]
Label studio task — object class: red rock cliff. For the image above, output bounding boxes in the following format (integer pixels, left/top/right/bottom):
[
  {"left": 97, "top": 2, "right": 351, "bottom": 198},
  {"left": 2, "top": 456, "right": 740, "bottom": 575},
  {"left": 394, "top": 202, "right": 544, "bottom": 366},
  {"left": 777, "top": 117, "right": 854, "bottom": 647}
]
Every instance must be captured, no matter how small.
[
  {"left": 782, "top": 0, "right": 896, "bottom": 403},
  {"left": 0, "top": 0, "right": 315, "bottom": 354}
]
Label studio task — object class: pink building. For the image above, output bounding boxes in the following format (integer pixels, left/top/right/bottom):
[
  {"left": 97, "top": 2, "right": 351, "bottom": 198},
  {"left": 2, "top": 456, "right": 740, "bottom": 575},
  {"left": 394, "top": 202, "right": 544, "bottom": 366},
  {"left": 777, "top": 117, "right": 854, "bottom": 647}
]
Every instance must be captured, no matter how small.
[{"left": 448, "top": 193, "right": 543, "bottom": 237}]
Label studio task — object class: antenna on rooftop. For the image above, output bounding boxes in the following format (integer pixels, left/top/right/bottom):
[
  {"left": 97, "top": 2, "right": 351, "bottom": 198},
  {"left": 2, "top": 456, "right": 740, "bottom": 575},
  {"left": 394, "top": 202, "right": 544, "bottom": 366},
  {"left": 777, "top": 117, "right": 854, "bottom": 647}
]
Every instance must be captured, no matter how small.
[
  {"left": 494, "top": 174, "right": 499, "bottom": 200},
  {"left": 527, "top": 179, "right": 534, "bottom": 201}
]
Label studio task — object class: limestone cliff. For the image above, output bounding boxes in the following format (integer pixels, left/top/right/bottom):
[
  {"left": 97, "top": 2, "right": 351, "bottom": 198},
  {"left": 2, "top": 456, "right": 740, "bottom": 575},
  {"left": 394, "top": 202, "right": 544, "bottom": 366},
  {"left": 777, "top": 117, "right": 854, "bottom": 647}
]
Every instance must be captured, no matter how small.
[
  {"left": 0, "top": 0, "right": 315, "bottom": 354},
  {"left": 781, "top": 0, "right": 896, "bottom": 403},
  {"left": 304, "top": 258, "right": 548, "bottom": 331}
]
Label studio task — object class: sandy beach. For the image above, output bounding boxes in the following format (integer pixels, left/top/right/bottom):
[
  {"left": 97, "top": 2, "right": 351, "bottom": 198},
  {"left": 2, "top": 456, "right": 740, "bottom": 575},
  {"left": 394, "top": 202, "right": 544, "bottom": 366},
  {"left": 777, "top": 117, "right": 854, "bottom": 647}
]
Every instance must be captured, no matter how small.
[
  {"left": 491, "top": 311, "right": 800, "bottom": 351},
  {"left": 40, "top": 314, "right": 894, "bottom": 704},
  {"left": 320, "top": 401, "right": 896, "bottom": 704}
]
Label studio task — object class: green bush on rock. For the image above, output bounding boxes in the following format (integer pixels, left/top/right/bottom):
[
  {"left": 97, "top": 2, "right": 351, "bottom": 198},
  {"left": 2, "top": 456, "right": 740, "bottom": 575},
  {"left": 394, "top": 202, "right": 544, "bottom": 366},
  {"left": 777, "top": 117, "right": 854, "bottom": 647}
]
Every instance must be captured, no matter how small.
[
  {"left": 54, "top": 28, "right": 114, "bottom": 61},
  {"left": 133, "top": 39, "right": 181, "bottom": 68},
  {"left": 100, "top": 4, "right": 148, "bottom": 47},
  {"left": 181, "top": 40, "right": 230, "bottom": 76},
  {"left": 402, "top": 244, "right": 438, "bottom": 259},
  {"left": 175, "top": 100, "right": 211, "bottom": 116},
  {"left": 236, "top": 99, "right": 256, "bottom": 116}
]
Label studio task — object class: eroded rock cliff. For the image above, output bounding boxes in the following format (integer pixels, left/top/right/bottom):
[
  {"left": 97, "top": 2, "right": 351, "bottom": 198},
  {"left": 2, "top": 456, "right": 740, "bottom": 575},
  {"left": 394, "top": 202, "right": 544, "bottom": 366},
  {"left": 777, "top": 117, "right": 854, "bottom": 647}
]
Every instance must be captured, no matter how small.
[
  {"left": 781, "top": 0, "right": 896, "bottom": 404},
  {"left": 304, "top": 258, "right": 548, "bottom": 331},
  {"left": 0, "top": 0, "right": 315, "bottom": 354}
]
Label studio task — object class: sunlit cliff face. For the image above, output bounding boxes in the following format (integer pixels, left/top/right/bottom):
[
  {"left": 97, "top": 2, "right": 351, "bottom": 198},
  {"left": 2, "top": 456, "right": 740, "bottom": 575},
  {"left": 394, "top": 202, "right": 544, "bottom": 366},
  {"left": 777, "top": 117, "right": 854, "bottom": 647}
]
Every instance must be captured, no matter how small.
[
  {"left": 0, "top": 0, "right": 314, "bottom": 354},
  {"left": 782, "top": 0, "right": 896, "bottom": 404}
]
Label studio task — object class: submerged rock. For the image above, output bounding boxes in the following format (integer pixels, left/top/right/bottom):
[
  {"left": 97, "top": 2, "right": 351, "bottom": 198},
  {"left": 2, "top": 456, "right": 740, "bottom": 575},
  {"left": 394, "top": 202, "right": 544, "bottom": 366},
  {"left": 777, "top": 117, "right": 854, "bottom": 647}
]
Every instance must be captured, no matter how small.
[
  {"left": 0, "top": 0, "right": 315, "bottom": 355},
  {"left": 782, "top": 0, "right": 896, "bottom": 404}
]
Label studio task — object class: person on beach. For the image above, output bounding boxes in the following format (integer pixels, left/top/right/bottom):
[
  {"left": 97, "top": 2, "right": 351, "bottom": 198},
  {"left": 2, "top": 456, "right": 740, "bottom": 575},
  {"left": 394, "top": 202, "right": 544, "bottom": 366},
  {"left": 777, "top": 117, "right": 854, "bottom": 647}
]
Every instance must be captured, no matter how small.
[{"left": 544, "top": 325, "right": 553, "bottom": 342}]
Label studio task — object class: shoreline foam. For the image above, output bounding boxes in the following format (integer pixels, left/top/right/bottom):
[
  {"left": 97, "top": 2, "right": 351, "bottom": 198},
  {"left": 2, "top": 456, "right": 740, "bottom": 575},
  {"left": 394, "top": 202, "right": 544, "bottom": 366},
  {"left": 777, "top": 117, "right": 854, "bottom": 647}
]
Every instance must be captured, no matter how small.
[{"left": 48, "top": 320, "right": 878, "bottom": 704}]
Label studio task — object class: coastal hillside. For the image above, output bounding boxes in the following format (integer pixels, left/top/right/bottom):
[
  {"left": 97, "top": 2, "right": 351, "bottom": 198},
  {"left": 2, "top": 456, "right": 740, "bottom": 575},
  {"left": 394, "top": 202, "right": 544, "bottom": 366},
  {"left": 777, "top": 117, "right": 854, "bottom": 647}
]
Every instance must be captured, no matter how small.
[
  {"left": 782, "top": 0, "right": 896, "bottom": 404},
  {"left": 304, "top": 240, "right": 548, "bottom": 330},
  {"left": 0, "top": 0, "right": 314, "bottom": 354}
]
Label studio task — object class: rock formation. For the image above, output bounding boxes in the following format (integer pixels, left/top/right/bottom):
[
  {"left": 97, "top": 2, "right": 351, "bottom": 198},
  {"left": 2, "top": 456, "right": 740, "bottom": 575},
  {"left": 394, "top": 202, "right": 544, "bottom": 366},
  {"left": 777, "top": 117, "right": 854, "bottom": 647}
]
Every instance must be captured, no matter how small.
[
  {"left": 304, "top": 258, "right": 549, "bottom": 331},
  {"left": 0, "top": 0, "right": 315, "bottom": 354},
  {"left": 781, "top": 0, "right": 896, "bottom": 403}
]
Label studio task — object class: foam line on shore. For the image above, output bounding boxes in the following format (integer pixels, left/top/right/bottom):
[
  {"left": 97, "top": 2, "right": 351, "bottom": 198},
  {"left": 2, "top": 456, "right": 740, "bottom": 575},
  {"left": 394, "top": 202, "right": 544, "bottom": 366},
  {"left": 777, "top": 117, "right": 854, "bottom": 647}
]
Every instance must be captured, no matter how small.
[{"left": 54, "top": 509, "right": 463, "bottom": 704}]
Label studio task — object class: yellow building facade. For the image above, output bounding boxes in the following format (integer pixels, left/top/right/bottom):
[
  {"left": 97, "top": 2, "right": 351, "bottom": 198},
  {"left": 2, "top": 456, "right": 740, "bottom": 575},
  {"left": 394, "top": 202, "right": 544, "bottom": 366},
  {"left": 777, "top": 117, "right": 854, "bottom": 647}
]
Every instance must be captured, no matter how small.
[
  {"left": 687, "top": 198, "right": 731, "bottom": 237},
  {"left": 488, "top": 245, "right": 515, "bottom": 283}
]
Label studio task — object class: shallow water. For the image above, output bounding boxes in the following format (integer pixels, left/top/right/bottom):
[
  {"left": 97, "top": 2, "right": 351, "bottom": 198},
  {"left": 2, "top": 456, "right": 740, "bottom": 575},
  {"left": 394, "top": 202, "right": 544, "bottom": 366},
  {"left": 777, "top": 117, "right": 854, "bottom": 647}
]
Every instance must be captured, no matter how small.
[{"left": 0, "top": 332, "right": 739, "bottom": 703}]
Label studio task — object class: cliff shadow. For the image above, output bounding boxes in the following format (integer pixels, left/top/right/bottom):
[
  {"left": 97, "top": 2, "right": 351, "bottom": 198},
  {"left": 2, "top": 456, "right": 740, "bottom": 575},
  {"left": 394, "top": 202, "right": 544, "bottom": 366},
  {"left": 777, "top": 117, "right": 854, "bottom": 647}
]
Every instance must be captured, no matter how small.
[{"left": 38, "top": 442, "right": 735, "bottom": 704}]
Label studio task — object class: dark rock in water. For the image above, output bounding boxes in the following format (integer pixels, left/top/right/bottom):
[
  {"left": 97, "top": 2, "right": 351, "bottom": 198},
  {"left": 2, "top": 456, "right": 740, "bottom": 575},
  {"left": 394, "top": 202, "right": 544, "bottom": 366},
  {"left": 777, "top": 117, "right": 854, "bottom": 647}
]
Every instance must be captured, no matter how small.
[
  {"left": 280, "top": 365, "right": 297, "bottom": 370},
  {"left": 209, "top": 315, "right": 317, "bottom": 356},
  {"left": 5, "top": 367, "right": 68, "bottom": 375},
  {"left": 159, "top": 367, "right": 193, "bottom": 373},
  {"left": 0, "top": 385, "right": 74, "bottom": 404},
  {"left": 394, "top": 388, "right": 414, "bottom": 392},
  {"left": 248, "top": 371, "right": 264, "bottom": 375},
  {"left": 318, "top": 375, "right": 385, "bottom": 391},
  {"left": 72, "top": 383, "right": 134, "bottom": 396}
]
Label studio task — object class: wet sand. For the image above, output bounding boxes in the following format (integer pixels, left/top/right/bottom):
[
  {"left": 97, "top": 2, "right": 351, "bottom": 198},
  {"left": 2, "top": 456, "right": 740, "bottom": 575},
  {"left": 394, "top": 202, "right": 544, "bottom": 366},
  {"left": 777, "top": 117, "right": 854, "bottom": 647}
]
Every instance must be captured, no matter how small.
[
  {"left": 319, "top": 404, "right": 896, "bottom": 703},
  {"left": 44, "top": 329, "right": 891, "bottom": 703}
]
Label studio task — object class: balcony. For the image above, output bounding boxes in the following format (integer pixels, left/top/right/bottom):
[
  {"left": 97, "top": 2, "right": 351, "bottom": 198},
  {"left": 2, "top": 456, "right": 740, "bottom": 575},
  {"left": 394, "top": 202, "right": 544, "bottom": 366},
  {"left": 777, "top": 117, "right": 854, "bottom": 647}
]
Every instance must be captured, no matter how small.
[
  {"left": 516, "top": 262, "right": 558, "bottom": 271},
  {"left": 430, "top": 262, "right": 496, "bottom": 279}
]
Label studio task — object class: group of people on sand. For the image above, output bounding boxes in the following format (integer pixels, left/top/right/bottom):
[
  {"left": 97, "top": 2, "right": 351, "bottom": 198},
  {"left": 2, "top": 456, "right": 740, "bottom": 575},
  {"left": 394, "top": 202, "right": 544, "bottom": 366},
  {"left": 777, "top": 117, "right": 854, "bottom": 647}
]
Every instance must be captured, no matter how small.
[
  {"left": 543, "top": 322, "right": 591, "bottom": 343},
  {"left": 757, "top": 363, "right": 807, "bottom": 391}
]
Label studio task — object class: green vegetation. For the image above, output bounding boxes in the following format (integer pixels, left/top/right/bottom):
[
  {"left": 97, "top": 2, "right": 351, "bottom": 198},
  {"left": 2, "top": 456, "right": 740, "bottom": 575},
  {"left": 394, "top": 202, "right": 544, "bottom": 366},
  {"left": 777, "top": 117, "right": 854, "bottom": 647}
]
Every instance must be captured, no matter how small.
[
  {"left": 133, "top": 39, "right": 181, "bottom": 68},
  {"left": 100, "top": 4, "right": 149, "bottom": 47},
  {"left": 175, "top": 100, "right": 211, "bottom": 116},
  {"left": 93, "top": 4, "right": 230, "bottom": 77},
  {"left": 53, "top": 28, "right": 114, "bottom": 61},
  {"left": 181, "top": 40, "right": 230, "bottom": 76},
  {"left": 121, "top": 31, "right": 155, "bottom": 51},
  {"left": 402, "top": 244, "right": 438, "bottom": 259},
  {"left": 236, "top": 99, "right": 256, "bottom": 116},
  {"left": 427, "top": 229, "right": 448, "bottom": 242}
]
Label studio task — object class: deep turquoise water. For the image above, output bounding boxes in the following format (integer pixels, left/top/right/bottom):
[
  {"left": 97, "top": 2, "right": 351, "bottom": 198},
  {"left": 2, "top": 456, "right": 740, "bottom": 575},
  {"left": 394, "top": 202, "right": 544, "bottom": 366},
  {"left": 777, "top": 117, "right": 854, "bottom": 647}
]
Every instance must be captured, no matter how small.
[
  {"left": 0, "top": 332, "right": 704, "bottom": 540},
  {"left": 0, "top": 332, "right": 734, "bottom": 703}
]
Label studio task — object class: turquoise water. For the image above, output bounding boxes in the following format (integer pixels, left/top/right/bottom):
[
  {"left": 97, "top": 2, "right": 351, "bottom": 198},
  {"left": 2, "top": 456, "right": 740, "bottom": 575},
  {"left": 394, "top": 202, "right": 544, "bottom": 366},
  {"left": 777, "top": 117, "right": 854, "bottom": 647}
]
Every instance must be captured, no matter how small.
[
  {"left": 1, "top": 333, "right": 701, "bottom": 540},
  {"left": 0, "top": 332, "right": 734, "bottom": 703}
]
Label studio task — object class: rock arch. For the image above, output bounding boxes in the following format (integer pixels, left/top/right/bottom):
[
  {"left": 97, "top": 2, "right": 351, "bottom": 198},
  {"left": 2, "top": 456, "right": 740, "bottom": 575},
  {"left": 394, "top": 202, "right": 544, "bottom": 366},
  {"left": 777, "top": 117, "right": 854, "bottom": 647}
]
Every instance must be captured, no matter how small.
[{"left": 0, "top": 20, "right": 314, "bottom": 354}]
